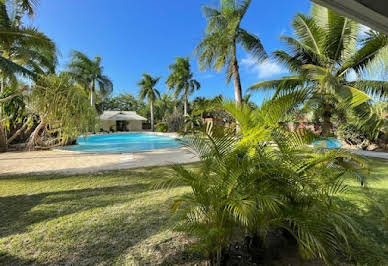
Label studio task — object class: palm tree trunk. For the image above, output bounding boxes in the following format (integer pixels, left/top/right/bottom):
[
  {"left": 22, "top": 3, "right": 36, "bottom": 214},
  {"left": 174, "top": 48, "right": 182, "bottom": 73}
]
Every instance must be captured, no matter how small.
[
  {"left": 7, "top": 120, "right": 28, "bottom": 145},
  {"left": 90, "top": 80, "right": 96, "bottom": 107},
  {"left": 27, "top": 113, "right": 48, "bottom": 151},
  {"left": 150, "top": 100, "right": 154, "bottom": 132},
  {"left": 0, "top": 76, "right": 6, "bottom": 152},
  {"left": 184, "top": 94, "right": 188, "bottom": 116},
  {"left": 232, "top": 42, "right": 242, "bottom": 106}
]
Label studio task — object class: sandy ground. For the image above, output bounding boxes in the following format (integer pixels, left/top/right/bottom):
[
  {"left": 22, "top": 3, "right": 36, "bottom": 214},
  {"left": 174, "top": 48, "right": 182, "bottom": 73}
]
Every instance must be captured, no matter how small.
[{"left": 0, "top": 147, "right": 199, "bottom": 176}]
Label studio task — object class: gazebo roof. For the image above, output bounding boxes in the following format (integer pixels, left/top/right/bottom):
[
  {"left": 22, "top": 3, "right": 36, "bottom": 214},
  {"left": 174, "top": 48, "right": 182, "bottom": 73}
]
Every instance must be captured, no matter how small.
[{"left": 100, "top": 111, "right": 147, "bottom": 121}]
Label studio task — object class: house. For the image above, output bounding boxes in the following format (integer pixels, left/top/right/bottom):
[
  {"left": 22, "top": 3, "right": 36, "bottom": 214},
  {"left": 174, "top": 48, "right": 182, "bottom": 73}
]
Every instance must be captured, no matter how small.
[{"left": 100, "top": 111, "right": 147, "bottom": 132}]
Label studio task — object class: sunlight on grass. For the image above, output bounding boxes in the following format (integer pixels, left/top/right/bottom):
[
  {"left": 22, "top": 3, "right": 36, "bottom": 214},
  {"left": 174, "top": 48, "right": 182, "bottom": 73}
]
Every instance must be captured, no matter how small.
[{"left": 0, "top": 166, "right": 202, "bottom": 265}]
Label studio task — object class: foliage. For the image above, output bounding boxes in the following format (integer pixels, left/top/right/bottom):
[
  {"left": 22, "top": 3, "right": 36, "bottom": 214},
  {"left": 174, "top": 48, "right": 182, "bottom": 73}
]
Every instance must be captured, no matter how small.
[
  {"left": 0, "top": 1, "right": 56, "bottom": 85},
  {"left": 0, "top": 86, "right": 26, "bottom": 127},
  {"left": 98, "top": 93, "right": 144, "bottom": 112},
  {"left": 155, "top": 122, "right": 168, "bottom": 133},
  {"left": 28, "top": 73, "right": 98, "bottom": 147},
  {"left": 158, "top": 95, "right": 367, "bottom": 264},
  {"left": 166, "top": 110, "right": 184, "bottom": 133},
  {"left": 249, "top": 4, "right": 388, "bottom": 136}
]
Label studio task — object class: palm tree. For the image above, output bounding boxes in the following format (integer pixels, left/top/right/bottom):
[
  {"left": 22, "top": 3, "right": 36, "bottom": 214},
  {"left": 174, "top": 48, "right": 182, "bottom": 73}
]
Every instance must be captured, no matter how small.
[
  {"left": 166, "top": 57, "right": 200, "bottom": 117},
  {"left": 195, "top": 0, "right": 267, "bottom": 105},
  {"left": 8, "top": 0, "right": 39, "bottom": 26},
  {"left": 0, "top": 1, "right": 57, "bottom": 91},
  {"left": 249, "top": 4, "right": 388, "bottom": 136},
  {"left": 68, "top": 50, "right": 113, "bottom": 107},
  {"left": 138, "top": 73, "right": 160, "bottom": 132},
  {"left": 0, "top": 1, "right": 56, "bottom": 152}
]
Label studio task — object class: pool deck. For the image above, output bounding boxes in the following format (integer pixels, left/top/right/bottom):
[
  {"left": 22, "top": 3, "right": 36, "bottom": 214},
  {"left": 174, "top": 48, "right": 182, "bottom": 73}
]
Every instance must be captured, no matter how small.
[{"left": 0, "top": 147, "right": 199, "bottom": 176}]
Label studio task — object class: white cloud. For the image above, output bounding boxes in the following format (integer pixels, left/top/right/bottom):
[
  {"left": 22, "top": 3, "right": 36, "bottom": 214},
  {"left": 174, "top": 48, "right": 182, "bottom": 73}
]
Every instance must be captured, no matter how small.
[
  {"left": 200, "top": 73, "right": 215, "bottom": 79},
  {"left": 241, "top": 56, "right": 287, "bottom": 79}
]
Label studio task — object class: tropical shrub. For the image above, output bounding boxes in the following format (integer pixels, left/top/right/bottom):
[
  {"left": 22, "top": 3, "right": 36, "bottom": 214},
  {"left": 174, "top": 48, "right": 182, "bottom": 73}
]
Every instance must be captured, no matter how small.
[
  {"left": 158, "top": 97, "right": 366, "bottom": 265},
  {"left": 155, "top": 122, "right": 168, "bottom": 132},
  {"left": 27, "top": 73, "right": 98, "bottom": 150}
]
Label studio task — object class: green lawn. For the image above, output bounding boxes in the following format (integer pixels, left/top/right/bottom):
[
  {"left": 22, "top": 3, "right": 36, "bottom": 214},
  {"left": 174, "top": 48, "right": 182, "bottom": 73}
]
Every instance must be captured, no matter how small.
[{"left": 0, "top": 158, "right": 387, "bottom": 265}]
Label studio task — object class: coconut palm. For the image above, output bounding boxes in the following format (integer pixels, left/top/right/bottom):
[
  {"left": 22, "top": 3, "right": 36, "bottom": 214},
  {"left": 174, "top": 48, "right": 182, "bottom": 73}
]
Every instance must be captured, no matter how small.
[
  {"left": 138, "top": 73, "right": 160, "bottom": 132},
  {"left": 7, "top": 0, "right": 39, "bottom": 26},
  {"left": 195, "top": 0, "right": 267, "bottom": 105},
  {"left": 0, "top": 1, "right": 57, "bottom": 90},
  {"left": 68, "top": 50, "right": 113, "bottom": 107},
  {"left": 249, "top": 4, "right": 388, "bottom": 135},
  {"left": 0, "top": 0, "right": 56, "bottom": 152},
  {"left": 166, "top": 57, "right": 200, "bottom": 116}
]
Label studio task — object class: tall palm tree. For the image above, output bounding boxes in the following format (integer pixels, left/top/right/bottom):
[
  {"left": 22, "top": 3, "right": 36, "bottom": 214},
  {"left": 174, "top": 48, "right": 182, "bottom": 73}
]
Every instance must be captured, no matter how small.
[
  {"left": 195, "top": 0, "right": 267, "bottom": 105},
  {"left": 138, "top": 73, "right": 160, "bottom": 132},
  {"left": 249, "top": 4, "right": 388, "bottom": 136},
  {"left": 166, "top": 57, "right": 200, "bottom": 116},
  {"left": 68, "top": 50, "right": 113, "bottom": 107}
]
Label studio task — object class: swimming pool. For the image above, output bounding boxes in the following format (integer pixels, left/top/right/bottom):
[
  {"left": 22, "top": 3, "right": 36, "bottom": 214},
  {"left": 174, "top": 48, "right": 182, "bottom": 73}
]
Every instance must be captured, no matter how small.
[
  {"left": 62, "top": 133, "right": 181, "bottom": 153},
  {"left": 313, "top": 138, "right": 343, "bottom": 149}
]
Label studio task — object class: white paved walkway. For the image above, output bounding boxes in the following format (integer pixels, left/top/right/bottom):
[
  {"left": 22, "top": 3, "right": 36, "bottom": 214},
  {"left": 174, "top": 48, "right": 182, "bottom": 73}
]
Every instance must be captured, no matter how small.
[
  {"left": 347, "top": 149, "right": 388, "bottom": 159},
  {"left": 0, "top": 147, "right": 199, "bottom": 176}
]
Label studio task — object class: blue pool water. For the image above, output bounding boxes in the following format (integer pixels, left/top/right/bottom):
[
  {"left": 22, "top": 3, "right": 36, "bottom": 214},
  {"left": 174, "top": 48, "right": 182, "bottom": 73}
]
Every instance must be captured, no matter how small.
[
  {"left": 63, "top": 133, "right": 181, "bottom": 153},
  {"left": 313, "top": 138, "right": 343, "bottom": 149}
]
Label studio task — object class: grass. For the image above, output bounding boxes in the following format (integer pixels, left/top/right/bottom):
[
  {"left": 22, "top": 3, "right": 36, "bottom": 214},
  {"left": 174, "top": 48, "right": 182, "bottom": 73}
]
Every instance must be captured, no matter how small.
[{"left": 0, "top": 158, "right": 387, "bottom": 265}]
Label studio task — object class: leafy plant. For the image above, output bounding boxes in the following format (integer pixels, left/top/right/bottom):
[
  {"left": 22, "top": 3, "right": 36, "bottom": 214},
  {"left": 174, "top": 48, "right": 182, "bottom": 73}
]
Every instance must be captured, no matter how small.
[
  {"left": 155, "top": 122, "right": 168, "bottom": 133},
  {"left": 158, "top": 96, "right": 366, "bottom": 265}
]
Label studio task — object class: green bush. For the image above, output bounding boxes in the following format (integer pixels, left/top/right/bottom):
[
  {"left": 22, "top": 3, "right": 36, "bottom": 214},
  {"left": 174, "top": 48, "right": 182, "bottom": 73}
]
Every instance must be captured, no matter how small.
[
  {"left": 155, "top": 122, "right": 168, "bottom": 132},
  {"left": 157, "top": 99, "right": 367, "bottom": 265}
]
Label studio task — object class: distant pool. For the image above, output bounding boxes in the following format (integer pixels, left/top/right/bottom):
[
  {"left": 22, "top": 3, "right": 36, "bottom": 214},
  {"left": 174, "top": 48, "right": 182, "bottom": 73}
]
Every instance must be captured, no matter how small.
[
  {"left": 62, "top": 133, "right": 181, "bottom": 153},
  {"left": 313, "top": 138, "right": 343, "bottom": 149}
]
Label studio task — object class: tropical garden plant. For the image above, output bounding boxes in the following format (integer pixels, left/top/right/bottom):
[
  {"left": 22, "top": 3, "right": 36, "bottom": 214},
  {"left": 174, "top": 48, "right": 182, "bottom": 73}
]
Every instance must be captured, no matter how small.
[
  {"left": 27, "top": 73, "right": 98, "bottom": 150},
  {"left": 138, "top": 73, "right": 161, "bottom": 132},
  {"left": 158, "top": 93, "right": 367, "bottom": 265},
  {"left": 249, "top": 4, "right": 388, "bottom": 136},
  {"left": 68, "top": 50, "right": 113, "bottom": 107},
  {"left": 195, "top": 0, "right": 267, "bottom": 105}
]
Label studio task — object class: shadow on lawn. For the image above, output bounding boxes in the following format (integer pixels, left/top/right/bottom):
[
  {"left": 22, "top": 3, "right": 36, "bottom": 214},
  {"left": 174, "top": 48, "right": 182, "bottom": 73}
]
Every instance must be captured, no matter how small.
[
  {"left": 0, "top": 183, "right": 148, "bottom": 238},
  {"left": 0, "top": 251, "right": 45, "bottom": 266}
]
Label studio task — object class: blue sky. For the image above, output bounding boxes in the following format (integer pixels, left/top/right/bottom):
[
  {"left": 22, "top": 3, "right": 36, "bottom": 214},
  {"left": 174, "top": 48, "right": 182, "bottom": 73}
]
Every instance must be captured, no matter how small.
[{"left": 32, "top": 0, "right": 311, "bottom": 105}]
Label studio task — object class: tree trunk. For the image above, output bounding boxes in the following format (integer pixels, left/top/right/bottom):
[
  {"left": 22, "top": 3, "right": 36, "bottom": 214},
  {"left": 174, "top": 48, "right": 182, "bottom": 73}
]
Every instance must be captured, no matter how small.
[
  {"left": 322, "top": 103, "right": 333, "bottom": 136},
  {"left": 7, "top": 121, "right": 28, "bottom": 145},
  {"left": 232, "top": 42, "right": 242, "bottom": 106},
  {"left": 27, "top": 113, "right": 48, "bottom": 151},
  {"left": 150, "top": 100, "right": 154, "bottom": 132},
  {"left": 184, "top": 93, "right": 188, "bottom": 116},
  {"left": 0, "top": 77, "right": 6, "bottom": 152},
  {"left": 90, "top": 80, "right": 95, "bottom": 107},
  {"left": 0, "top": 123, "right": 7, "bottom": 153}
]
